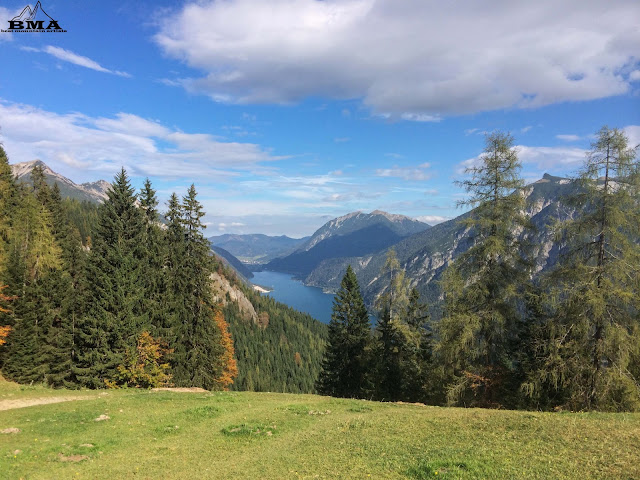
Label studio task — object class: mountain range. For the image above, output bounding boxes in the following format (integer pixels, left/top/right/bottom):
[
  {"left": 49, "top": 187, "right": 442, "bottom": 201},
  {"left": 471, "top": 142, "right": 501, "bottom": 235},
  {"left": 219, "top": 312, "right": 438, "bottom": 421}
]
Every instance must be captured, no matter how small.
[
  {"left": 209, "top": 233, "right": 308, "bottom": 263},
  {"left": 303, "top": 174, "right": 579, "bottom": 309},
  {"left": 11, "top": 160, "right": 110, "bottom": 203},
  {"left": 265, "top": 210, "right": 429, "bottom": 277},
  {"left": 9, "top": 160, "right": 581, "bottom": 316}
]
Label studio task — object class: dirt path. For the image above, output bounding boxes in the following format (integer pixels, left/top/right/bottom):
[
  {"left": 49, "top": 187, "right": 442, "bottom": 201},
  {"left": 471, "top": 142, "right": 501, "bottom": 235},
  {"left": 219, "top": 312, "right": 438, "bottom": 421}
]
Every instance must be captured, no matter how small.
[{"left": 0, "top": 396, "right": 92, "bottom": 411}]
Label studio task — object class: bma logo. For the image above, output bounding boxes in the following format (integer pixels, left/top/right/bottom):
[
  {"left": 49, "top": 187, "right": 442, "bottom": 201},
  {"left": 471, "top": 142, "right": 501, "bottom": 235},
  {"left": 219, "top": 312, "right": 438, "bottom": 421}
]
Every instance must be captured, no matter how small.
[{"left": 2, "top": 1, "right": 66, "bottom": 33}]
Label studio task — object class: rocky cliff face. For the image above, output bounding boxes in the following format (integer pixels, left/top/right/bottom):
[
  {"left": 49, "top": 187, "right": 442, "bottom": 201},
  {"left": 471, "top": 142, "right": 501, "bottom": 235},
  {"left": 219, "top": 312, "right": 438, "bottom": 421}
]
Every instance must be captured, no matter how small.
[
  {"left": 210, "top": 272, "right": 257, "bottom": 323},
  {"left": 305, "top": 174, "right": 580, "bottom": 310}
]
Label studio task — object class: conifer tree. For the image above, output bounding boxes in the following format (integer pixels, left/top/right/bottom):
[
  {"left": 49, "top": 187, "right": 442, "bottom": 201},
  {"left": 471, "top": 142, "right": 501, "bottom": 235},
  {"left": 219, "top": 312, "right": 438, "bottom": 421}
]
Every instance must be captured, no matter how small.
[
  {"left": 166, "top": 185, "right": 225, "bottom": 390},
  {"left": 526, "top": 126, "right": 640, "bottom": 411},
  {"left": 437, "top": 131, "right": 532, "bottom": 407},
  {"left": 316, "top": 265, "right": 371, "bottom": 398},
  {"left": 0, "top": 145, "right": 15, "bottom": 272},
  {"left": 212, "top": 309, "right": 238, "bottom": 391},
  {"left": 139, "top": 179, "right": 168, "bottom": 338},
  {"left": 73, "top": 169, "right": 147, "bottom": 387},
  {"left": 2, "top": 176, "right": 63, "bottom": 384},
  {"left": 373, "top": 251, "right": 429, "bottom": 402}
]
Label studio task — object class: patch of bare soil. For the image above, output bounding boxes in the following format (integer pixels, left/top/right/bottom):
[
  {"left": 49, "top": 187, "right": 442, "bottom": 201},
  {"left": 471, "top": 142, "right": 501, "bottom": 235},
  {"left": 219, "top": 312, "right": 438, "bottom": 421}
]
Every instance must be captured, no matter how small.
[
  {"left": 1, "top": 427, "right": 21, "bottom": 434},
  {"left": 58, "top": 453, "right": 89, "bottom": 462},
  {"left": 0, "top": 396, "right": 92, "bottom": 411},
  {"left": 151, "top": 387, "right": 208, "bottom": 393}
]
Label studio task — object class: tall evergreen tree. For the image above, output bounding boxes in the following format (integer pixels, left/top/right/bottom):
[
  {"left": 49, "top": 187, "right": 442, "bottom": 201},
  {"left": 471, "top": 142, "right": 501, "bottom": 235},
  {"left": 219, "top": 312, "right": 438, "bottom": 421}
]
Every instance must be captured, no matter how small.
[
  {"left": 316, "top": 265, "right": 371, "bottom": 398},
  {"left": 373, "top": 250, "right": 430, "bottom": 402},
  {"left": 139, "top": 178, "right": 167, "bottom": 339},
  {"left": 166, "top": 185, "right": 225, "bottom": 390},
  {"left": 2, "top": 175, "right": 63, "bottom": 384},
  {"left": 0, "top": 145, "right": 15, "bottom": 279},
  {"left": 73, "top": 169, "right": 147, "bottom": 387},
  {"left": 525, "top": 126, "right": 640, "bottom": 411},
  {"left": 437, "top": 131, "right": 532, "bottom": 407}
]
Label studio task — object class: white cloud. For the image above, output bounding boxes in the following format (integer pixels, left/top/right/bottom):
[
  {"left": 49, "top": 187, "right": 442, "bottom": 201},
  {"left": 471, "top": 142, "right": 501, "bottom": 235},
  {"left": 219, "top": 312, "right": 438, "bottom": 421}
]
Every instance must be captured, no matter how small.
[
  {"left": 556, "top": 134, "right": 581, "bottom": 142},
  {"left": 0, "top": 99, "right": 282, "bottom": 181},
  {"left": 416, "top": 215, "right": 450, "bottom": 225},
  {"left": 521, "top": 126, "right": 533, "bottom": 133},
  {"left": 21, "top": 45, "right": 131, "bottom": 77},
  {"left": 624, "top": 125, "right": 640, "bottom": 148},
  {"left": 458, "top": 145, "right": 587, "bottom": 176},
  {"left": 155, "top": 0, "right": 640, "bottom": 119},
  {"left": 375, "top": 163, "right": 431, "bottom": 181},
  {"left": 630, "top": 70, "right": 640, "bottom": 81}
]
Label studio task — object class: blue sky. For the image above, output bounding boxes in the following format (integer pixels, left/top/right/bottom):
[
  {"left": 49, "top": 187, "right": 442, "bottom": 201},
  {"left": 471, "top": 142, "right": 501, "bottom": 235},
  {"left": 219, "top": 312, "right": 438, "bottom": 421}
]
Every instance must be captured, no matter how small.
[{"left": 0, "top": 0, "right": 638, "bottom": 237}]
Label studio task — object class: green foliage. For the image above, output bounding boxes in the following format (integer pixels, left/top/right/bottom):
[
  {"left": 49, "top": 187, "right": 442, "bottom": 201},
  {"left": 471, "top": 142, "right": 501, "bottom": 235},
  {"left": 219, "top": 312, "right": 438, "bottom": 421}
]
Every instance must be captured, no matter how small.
[
  {"left": 316, "top": 265, "right": 371, "bottom": 398},
  {"left": 437, "top": 131, "right": 533, "bottom": 407},
  {"left": 73, "top": 169, "right": 148, "bottom": 387},
  {"left": 525, "top": 126, "right": 640, "bottom": 411},
  {"left": 226, "top": 289, "right": 327, "bottom": 394},
  {"left": 165, "top": 185, "right": 225, "bottom": 390},
  {"left": 369, "top": 250, "right": 433, "bottom": 402}
]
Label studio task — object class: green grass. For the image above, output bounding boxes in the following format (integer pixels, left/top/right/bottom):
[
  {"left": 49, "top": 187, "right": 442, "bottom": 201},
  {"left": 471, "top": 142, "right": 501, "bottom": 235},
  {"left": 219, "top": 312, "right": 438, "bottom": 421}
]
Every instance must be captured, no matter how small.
[{"left": 1, "top": 380, "right": 639, "bottom": 479}]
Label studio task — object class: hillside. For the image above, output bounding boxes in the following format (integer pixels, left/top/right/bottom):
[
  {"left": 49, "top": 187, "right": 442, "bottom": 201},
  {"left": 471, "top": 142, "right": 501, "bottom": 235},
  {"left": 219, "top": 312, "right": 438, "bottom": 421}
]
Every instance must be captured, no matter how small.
[
  {"left": 266, "top": 210, "right": 429, "bottom": 276},
  {"left": 1, "top": 382, "right": 638, "bottom": 479},
  {"left": 209, "top": 234, "right": 308, "bottom": 263},
  {"left": 305, "top": 174, "right": 580, "bottom": 309},
  {"left": 11, "top": 160, "right": 110, "bottom": 203},
  {"left": 210, "top": 245, "right": 254, "bottom": 280}
]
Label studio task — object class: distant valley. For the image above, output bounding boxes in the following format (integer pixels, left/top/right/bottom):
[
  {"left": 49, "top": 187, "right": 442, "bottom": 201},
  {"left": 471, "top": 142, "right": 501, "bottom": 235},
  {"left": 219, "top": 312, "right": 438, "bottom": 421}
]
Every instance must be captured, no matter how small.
[{"left": 9, "top": 159, "right": 580, "bottom": 318}]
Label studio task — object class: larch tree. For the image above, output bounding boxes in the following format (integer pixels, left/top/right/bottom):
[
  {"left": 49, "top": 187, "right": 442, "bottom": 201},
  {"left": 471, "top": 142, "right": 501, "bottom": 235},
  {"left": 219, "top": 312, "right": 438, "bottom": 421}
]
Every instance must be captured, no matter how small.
[
  {"left": 437, "top": 131, "right": 533, "bottom": 407},
  {"left": 316, "top": 265, "right": 371, "bottom": 398},
  {"left": 525, "top": 126, "right": 640, "bottom": 411}
]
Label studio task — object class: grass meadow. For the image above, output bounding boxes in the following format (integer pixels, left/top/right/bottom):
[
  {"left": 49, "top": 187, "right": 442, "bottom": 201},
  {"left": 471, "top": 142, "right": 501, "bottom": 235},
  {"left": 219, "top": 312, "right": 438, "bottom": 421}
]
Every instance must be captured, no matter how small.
[{"left": 1, "top": 378, "right": 639, "bottom": 479}]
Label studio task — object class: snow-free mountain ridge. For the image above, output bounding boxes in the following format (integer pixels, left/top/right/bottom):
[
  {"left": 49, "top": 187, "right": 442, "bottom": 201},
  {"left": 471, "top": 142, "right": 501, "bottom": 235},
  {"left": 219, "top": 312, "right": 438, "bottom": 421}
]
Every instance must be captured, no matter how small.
[{"left": 11, "top": 160, "right": 110, "bottom": 203}]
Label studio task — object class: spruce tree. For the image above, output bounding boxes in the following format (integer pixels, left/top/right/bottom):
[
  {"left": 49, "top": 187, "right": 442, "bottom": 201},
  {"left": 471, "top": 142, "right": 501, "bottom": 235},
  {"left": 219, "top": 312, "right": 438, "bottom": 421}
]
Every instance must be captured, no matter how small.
[
  {"left": 316, "top": 265, "right": 370, "bottom": 398},
  {"left": 373, "top": 251, "right": 429, "bottom": 402},
  {"left": 139, "top": 179, "right": 167, "bottom": 339},
  {"left": 73, "top": 169, "right": 147, "bottom": 387},
  {"left": 526, "top": 126, "right": 640, "bottom": 411},
  {"left": 437, "top": 131, "right": 532, "bottom": 407},
  {"left": 166, "top": 185, "right": 225, "bottom": 390}
]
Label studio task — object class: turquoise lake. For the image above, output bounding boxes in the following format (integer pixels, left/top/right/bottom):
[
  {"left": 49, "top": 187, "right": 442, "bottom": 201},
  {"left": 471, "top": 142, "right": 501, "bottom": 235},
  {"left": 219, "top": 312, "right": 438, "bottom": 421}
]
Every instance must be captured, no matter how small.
[{"left": 251, "top": 271, "right": 335, "bottom": 324}]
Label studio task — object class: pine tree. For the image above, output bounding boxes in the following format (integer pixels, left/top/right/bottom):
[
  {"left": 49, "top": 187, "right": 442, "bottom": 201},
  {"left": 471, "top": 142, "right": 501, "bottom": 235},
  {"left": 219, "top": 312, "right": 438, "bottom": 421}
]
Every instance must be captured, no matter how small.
[
  {"left": 373, "top": 251, "right": 430, "bottom": 402},
  {"left": 437, "top": 131, "right": 532, "bottom": 407},
  {"left": 73, "top": 169, "right": 147, "bottom": 387},
  {"left": 166, "top": 185, "right": 225, "bottom": 390},
  {"left": 526, "top": 126, "right": 640, "bottom": 411},
  {"left": 139, "top": 179, "right": 168, "bottom": 339},
  {"left": 316, "top": 265, "right": 371, "bottom": 398}
]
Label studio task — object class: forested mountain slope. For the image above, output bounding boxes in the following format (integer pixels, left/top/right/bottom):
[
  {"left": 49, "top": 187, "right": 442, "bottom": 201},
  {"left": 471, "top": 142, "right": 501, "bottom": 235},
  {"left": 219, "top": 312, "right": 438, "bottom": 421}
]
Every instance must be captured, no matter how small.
[
  {"left": 306, "top": 174, "right": 580, "bottom": 310},
  {"left": 266, "top": 210, "right": 429, "bottom": 276}
]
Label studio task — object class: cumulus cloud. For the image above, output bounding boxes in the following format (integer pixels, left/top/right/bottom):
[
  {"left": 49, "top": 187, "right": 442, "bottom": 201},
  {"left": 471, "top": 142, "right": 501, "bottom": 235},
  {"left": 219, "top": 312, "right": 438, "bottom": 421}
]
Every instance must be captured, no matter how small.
[
  {"left": 154, "top": 0, "right": 640, "bottom": 119},
  {"left": 457, "top": 145, "right": 588, "bottom": 176},
  {"left": 0, "top": 99, "right": 282, "bottom": 181},
  {"left": 21, "top": 46, "right": 131, "bottom": 77}
]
